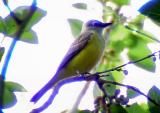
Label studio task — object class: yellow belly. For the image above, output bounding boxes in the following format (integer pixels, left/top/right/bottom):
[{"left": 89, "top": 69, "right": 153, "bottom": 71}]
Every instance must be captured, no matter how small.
[{"left": 59, "top": 32, "right": 105, "bottom": 79}]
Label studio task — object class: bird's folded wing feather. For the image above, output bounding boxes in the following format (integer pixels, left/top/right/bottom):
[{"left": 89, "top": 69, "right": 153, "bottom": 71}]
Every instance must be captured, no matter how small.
[{"left": 57, "top": 31, "right": 94, "bottom": 70}]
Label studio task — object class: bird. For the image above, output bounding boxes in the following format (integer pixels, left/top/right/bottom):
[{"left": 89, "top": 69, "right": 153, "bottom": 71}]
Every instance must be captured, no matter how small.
[{"left": 30, "top": 19, "right": 112, "bottom": 103}]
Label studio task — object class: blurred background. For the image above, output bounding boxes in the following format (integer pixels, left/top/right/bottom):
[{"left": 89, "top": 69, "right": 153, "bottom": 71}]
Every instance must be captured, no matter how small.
[{"left": 0, "top": 0, "right": 160, "bottom": 113}]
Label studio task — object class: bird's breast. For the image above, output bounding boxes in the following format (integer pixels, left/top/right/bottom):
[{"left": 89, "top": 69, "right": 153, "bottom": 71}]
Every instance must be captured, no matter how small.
[{"left": 63, "top": 33, "right": 105, "bottom": 76}]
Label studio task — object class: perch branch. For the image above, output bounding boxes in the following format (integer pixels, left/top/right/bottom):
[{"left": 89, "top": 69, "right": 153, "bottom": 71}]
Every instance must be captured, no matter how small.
[{"left": 31, "top": 49, "right": 160, "bottom": 112}]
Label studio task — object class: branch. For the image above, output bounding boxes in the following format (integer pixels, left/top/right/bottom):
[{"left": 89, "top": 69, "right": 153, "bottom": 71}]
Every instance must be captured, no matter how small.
[
  {"left": 31, "top": 49, "right": 160, "bottom": 112},
  {"left": 31, "top": 66, "right": 160, "bottom": 113}
]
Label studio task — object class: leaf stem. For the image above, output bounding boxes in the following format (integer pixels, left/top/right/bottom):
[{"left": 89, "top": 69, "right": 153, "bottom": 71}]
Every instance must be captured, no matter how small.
[{"left": 124, "top": 24, "right": 160, "bottom": 43}]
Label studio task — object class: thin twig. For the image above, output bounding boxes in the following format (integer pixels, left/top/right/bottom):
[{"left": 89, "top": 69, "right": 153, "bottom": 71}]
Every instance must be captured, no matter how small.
[
  {"left": 97, "top": 50, "right": 159, "bottom": 75},
  {"left": 124, "top": 25, "right": 160, "bottom": 43}
]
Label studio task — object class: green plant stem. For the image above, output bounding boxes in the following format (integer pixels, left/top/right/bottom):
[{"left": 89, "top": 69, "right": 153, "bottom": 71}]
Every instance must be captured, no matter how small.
[
  {"left": 125, "top": 25, "right": 160, "bottom": 43},
  {"left": 1, "top": 0, "right": 37, "bottom": 79},
  {"left": 0, "top": 0, "right": 37, "bottom": 112}
]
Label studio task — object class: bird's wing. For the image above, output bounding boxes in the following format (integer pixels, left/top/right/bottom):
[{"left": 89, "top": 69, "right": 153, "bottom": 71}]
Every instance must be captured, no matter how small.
[
  {"left": 57, "top": 31, "right": 94, "bottom": 71},
  {"left": 30, "top": 31, "right": 95, "bottom": 104}
]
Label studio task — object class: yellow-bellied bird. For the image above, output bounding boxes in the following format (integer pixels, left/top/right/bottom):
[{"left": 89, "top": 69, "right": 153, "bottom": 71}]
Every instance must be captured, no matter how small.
[{"left": 31, "top": 20, "right": 112, "bottom": 103}]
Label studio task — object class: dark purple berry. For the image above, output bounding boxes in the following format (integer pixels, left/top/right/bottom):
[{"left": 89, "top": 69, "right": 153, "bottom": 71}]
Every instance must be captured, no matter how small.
[
  {"left": 114, "top": 89, "right": 120, "bottom": 97},
  {"left": 123, "top": 70, "right": 128, "bottom": 75},
  {"left": 152, "top": 56, "right": 156, "bottom": 62}
]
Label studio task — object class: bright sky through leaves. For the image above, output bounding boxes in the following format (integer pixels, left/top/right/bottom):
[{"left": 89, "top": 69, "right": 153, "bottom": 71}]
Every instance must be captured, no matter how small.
[{"left": 1, "top": 0, "right": 160, "bottom": 113}]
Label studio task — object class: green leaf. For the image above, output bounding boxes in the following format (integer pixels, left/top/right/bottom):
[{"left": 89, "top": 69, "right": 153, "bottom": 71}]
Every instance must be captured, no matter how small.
[
  {"left": 68, "top": 19, "right": 83, "bottom": 38},
  {"left": 127, "top": 89, "right": 140, "bottom": 99},
  {"left": 24, "top": 7, "right": 46, "bottom": 30},
  {"left": 93, "top": 82, "right": 102, "bottom": 99},
  {"left": 109, "top": 24, "right": 131, "bottom": 53},
  {"left": 4, "top": 14, "right": 19, "bottom": 36},
  {"left": 13, "top": 6, "right": 47, "bottom": 30},
  {"left": 72, "top": 3, "right": 87, "bottom": 10},
  {"left": 138, "top": 0, "right": 160, "bottom": 24},
  {"left": 0, "top": 47, "right": 5, "bottom": 62},
  {"left": 112, "top": 0, "right": 130, "bottom": 6},
  {"left": 103, "top": 74, "right": 116, "bottom": 96},
  {"left": 102, "top": 6, "right": 119, "bottom": 22},
  {"left": 100, "top": 51, "right": 123, "bottom": 74},
  {"left": 110, "top": 104, "right": 127, "bottom": 113},
  {"left": 140, "top": 103, "right": 150, "bottom": 113},
  {"left": 127, "top": 40, "right": 155, "bottom": 72},
  {"left": 5, "top": 81, "right": 26, "bottom": 92},
  {"left": 0, "top": 17, "right": 6, "bottom": 33},
  {"left": 110, "top": 23, "right": 156, "bottom": 52},
  {"left": 1, "top": 88, "right": 17, "bottom": 109},
  {"left": 4, "top": 6, "right": 46, "bottom": 43},
  {"left": 147, "top": 86, "right": 160, "bottom": 113},
  {"left": 112, "top": 71, "right": 124, "bottom": 84},
  {"left": 125, "top": 103, "right": 149, "bottom": 113},
  {"left": 20, "top": 30, "right": 38, "bottom": 44},
  {"left": 128, "top": 14, "right": 145, "bottom": 28},
  {"left": 109, "top": 24, "right": 130, "bottom": 42}
]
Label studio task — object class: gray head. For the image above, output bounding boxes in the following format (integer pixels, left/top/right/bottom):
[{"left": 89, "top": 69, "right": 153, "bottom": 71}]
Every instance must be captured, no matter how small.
[
  {"left": 83, "top": 20, "right": 112, "bottom": 32},
  {"left": 86, "top": 20, "right": 112, "bottom": 28}
]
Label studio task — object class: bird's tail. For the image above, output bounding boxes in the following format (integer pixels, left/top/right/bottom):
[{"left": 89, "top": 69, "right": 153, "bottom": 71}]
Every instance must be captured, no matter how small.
[{"left": 30, "top": 72, "right": 59, "bottom": 103}]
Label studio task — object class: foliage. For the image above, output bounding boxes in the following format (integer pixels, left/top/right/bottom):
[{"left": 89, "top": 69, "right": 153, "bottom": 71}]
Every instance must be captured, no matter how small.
[
  {"left": 1, "top": 81, "right": 26, "bottom": 109},
  {"left": 2, "top": 6, "right": 46, "bottom": 43},
  {"left": 0, "top": 0, "right": 46, "bottom": 110},
  {"left": 66, "top": 0, "right": 160, "bottom": 113},
  {"left": 72, "top": 3, "right": 87, "bottom": 10},
  {"left": 139, "top": 0, "right": 160, "bottom": 25},
  {"left": 0, "top": 0, "right": 160, "bottom": 113},
  {"left": 147, "top": 86, "right": 160, "bottom": 113},
  {"left": 67, "top": 19, "right": 83, "bottom": 38}
]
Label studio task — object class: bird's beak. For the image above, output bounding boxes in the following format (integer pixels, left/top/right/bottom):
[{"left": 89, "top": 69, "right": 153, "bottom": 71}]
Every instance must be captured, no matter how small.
[{"left": 100, "top": 22, "right": 112, "bottom": 28}]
